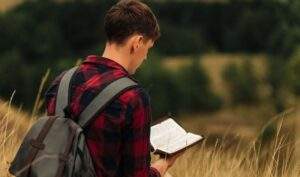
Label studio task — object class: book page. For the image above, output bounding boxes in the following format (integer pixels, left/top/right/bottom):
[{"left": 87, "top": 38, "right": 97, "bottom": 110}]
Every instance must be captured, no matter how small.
[
  {"left": 150, "top": 118, "right": 186, "bottom": 150},
  {"left": 158, "top": 132, "right": 203, "bottom": 154}
]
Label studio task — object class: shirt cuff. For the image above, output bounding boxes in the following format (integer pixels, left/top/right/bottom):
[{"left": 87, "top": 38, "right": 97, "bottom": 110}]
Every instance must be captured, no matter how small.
[{"left": 150, "top": 166, "right": 161, "bottom": 177}]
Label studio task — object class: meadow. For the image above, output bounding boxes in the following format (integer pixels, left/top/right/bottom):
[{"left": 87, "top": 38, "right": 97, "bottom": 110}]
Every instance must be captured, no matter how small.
[
  {"left": 0, "top": 95, "right": 298, "bottom": 177},
  {"left": 0, "top": 54, "right": 299, "bottom": 177}
]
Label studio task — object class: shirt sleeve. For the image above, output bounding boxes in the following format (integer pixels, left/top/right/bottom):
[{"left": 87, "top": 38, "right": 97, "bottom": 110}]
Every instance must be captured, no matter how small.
[{"left": 121, "top": 87, "right": 161, "bottom": 177}]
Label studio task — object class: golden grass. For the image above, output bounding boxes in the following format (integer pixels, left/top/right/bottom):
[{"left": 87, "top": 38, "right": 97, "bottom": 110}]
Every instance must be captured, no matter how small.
[
  {"left": 167, "top": 135, "right": 298, "bottom": 177},
  {"left": 1, "top": 99, "right": 298, "bottom": 177},
  {"left": 0, "top": 98, "right": 35, "bottom": 176},
  {"left": 0, "top": 0, "right": 23, "bottom": 12},
  {"left": 166, "top": 107, "right": 299, "bottom": 177}
]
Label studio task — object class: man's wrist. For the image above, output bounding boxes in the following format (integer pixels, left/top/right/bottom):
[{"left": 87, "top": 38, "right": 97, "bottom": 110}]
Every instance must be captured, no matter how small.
[{"left": 151, "top": 159, "right": 169, "bottom": 177}]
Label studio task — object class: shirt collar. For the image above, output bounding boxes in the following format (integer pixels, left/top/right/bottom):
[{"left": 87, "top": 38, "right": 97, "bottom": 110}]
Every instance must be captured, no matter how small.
[
  {"left": 82, "top": 55, "right": 129, "bottom": 75},
  {"left": 82, "top": 55, "right": 140, "bottom": 83}
]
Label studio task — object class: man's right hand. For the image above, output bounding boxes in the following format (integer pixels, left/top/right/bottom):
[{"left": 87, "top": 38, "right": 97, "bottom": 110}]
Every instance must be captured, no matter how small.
[
  {"left": 151, "top": 152, "right": 184, "bottom": 177},
  {"left": 165, "top": 151, "right": 184, "bottom": 168}
]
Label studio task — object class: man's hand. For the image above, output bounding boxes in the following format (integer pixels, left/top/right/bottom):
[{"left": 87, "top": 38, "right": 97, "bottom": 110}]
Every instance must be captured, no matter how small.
[
  {"left": 165, "top": 151, "right": 184, "bottom": 168},
  {"left": 151, "top": 151, "right": 184, "bottom": 177}
]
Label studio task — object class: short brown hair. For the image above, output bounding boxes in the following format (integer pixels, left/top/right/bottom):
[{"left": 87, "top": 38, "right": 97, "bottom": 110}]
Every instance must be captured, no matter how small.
[{"left": 104, "top": 0, "right": 160, "bottom": 44}]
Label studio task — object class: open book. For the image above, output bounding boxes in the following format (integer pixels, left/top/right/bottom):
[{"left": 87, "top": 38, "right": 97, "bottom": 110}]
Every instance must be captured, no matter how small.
[{"left": 150, "top": 118, "right": 204, "bottom": 155}]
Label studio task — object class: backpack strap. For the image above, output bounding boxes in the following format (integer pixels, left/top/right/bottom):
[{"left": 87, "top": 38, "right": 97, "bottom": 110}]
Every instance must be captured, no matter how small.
[
  {"left": 56, "top": 67, "right": 138, "bottom": 127},
  {"left": 77, "top": 77, "right": 138, "bottom": 128},
  {"left": 55, "top": 66, "right": 78, "bottom": 117}
]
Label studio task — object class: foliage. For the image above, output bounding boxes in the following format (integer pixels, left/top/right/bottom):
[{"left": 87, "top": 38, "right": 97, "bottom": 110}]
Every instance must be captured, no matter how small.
[
  {"left": 175, "top": 59, "right": 223, "bottom": 113},
  {"left": 260, "top": 123, "right": 277, "bottom": 143},
  {"left": 0, "top": 0, "right": 299, "bottom": 110},
  {"left": 135, "top": 54, "right": 180, "bottom": 118},
  {"left": 156, "top": 23, "right": 205, "bottom": 55},
  {"left": 0, "top": 1, "right": 297, "bottom": 57},
  {"left": 287, "top": 47, "right": 300, "bottom": 95},
  {"left": 0, "top": 50, "right": 40, "bottom": 106},
  {"left": 266, "top": 58, "right": 288, "bottom": 112},
  {"left": 222, "top": 60, "right": 259, "bottom": 104},
  {"left": 266, "top": 0, "right": 300, "bottom": 58},
  {"left": 0, "top": 52, "right": 74, "bottom": 108},
  {"left": 267, "top": 22, "right": 300, "bottom": 59},
  {"left": 136, "top": 55, "right": 222, "bottom": 118}
]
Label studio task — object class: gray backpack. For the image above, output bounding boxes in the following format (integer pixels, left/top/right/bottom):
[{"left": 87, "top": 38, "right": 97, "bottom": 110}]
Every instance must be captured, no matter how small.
[{"left": 9, "top": 67, "right": 137, "bottom": 177}]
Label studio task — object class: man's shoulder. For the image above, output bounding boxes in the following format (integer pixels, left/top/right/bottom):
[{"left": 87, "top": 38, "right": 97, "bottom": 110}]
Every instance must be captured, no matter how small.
[{"left": 118, "top": 85, "right": 150, "bottom": 107}]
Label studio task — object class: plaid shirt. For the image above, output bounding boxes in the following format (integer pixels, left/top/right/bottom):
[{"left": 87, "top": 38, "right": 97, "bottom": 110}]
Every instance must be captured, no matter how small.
[{"left": 45, "top": 55, "right": 160, "bottom": 177}]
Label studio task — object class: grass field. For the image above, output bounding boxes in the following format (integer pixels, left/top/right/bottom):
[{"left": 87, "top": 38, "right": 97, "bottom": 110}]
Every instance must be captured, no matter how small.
[{"left": 0, "top": 99, "right": 298, "bottom": 177}]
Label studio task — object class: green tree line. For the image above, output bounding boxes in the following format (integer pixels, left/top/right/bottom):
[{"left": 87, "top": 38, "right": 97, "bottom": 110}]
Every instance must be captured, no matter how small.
[{"left": 0, "top": 0, "right": 299, "bottom": 117}]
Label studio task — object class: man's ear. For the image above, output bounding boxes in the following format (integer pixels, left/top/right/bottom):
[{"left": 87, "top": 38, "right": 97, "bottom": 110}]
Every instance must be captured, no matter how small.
[{"left": 130, "top": 35, "right": 143, "bottom": 54}]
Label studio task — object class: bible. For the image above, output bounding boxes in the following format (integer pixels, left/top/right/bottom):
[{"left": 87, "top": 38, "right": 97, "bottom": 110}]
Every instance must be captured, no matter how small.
[{"left": 150, "top": 118, "right": 204, "bottom": 155}]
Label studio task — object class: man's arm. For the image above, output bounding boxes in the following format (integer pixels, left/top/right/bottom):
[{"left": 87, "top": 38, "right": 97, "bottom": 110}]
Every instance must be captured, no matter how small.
[
  {"left": 121, "top": 87, "right": 163, "bottom": 177},
  {"left": 120, "top": 87, "right": 181, "bottom": 177}
]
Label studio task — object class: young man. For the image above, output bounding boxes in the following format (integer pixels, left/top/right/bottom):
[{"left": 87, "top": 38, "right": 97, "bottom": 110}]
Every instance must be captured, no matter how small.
[{"left": 45, "top": 0, "right": 179, "bottom": 177}]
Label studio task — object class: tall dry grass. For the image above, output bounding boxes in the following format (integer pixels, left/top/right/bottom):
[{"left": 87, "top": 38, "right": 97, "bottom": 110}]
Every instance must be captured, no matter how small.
[
  {"left": 0, "top": 97, "right": 35, "bottom": 176},
  {"left": 1, "top": 98, "right": 298, "bottom": 177},
  {"left": 168, "top": 136, "right": 297, "bottom": 177},
  {"left": 167, "top": 111, "right": 299, "bottom": 177}
]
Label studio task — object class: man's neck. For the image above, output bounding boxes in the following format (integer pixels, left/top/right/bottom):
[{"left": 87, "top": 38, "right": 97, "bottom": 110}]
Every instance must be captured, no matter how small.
[{"left": 101, "top": 43, "right": 131, "bottom": 73}]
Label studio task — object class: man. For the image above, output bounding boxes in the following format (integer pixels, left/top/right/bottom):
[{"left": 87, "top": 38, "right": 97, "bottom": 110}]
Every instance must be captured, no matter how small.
[{"left": 45, "top": 0, "right": 180, "bottom": 177}]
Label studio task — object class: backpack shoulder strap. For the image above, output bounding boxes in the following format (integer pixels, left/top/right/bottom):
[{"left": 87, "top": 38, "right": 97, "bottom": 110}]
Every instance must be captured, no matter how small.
[
  {"left": 77, "top": 77, "right": 138, "bottom": 128},
  {"left": 55, "top": 66, "right": 78, "bottom": 117}
]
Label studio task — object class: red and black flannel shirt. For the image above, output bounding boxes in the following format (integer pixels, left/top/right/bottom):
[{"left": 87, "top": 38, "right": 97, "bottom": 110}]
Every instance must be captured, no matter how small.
[{"left": 45, "top": 55, "right": 160, "bottom": 177}]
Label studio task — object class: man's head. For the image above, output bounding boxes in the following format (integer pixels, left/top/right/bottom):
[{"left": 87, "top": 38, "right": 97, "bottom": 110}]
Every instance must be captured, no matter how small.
[{"left": 104, "top": 0, "right": 160, "bottom": 74}]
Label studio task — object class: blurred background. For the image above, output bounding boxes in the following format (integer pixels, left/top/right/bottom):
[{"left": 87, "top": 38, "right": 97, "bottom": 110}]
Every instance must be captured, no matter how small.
[{"left": 0, "top": 0, "right": 300, "bottom": 148}]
